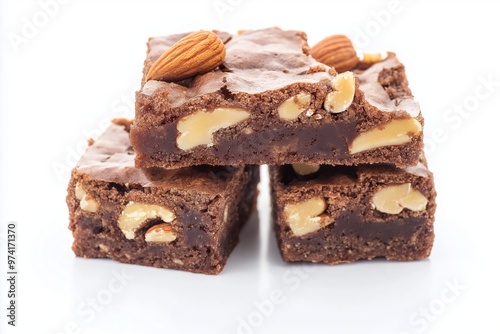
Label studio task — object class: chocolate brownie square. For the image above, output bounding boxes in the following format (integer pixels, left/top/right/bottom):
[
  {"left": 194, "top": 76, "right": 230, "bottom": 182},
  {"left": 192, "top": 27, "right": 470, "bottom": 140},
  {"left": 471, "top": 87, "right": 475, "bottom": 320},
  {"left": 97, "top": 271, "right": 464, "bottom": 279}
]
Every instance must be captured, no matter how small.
[
  {"left": 67, "top": 119, "right": 259, "bottom": 274},
  {"left": 270, "top": 159, "right": 436, "bottom": 264},
  {"left": 131, "top": 28, "right": 423, "bottom": 169}
]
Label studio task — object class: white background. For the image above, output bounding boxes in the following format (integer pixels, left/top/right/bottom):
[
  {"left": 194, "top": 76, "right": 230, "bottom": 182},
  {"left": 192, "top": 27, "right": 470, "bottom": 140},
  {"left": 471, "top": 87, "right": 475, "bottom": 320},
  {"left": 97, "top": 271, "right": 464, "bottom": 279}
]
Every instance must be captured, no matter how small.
[{"left": 1, "top": 0, "right": 500, "bottom": 333}]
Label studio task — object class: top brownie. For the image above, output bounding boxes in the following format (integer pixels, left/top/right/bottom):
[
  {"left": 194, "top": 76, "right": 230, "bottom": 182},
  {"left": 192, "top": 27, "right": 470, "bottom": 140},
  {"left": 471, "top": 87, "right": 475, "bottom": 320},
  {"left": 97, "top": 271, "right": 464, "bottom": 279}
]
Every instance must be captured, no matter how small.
[{"left": 131, "top": 28, "right": 423, "bottom": 169}]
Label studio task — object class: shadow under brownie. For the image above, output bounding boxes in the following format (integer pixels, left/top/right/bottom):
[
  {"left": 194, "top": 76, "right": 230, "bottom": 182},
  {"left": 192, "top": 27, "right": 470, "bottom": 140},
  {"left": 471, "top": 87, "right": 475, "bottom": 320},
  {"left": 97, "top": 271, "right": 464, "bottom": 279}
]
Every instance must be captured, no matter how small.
[{"left": 67, "top": 119, "right": 259, "bottom": 275}]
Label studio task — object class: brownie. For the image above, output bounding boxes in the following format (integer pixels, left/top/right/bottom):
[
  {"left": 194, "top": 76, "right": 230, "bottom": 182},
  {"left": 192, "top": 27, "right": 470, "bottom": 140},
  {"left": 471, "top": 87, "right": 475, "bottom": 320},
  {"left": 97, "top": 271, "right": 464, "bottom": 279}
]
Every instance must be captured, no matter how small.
[
  {"left": 131, "top": 28, "right": 423, "bottom": 169},
  {"left": 269, "top": 159, "right": 436, "bottom": 264},
  {"left": 66, "top": 119, "right": 259, "bottom": 275}
]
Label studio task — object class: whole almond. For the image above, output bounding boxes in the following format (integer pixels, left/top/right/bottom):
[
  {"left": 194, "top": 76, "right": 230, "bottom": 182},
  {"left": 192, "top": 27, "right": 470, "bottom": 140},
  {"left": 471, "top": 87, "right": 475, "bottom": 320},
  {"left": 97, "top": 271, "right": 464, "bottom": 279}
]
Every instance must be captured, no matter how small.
[
  {"left": 310, "top": 35, "right": 359, "bottom": 73},
  {"left": 146, "top": 31, "right": 226, "bottom": 82}
]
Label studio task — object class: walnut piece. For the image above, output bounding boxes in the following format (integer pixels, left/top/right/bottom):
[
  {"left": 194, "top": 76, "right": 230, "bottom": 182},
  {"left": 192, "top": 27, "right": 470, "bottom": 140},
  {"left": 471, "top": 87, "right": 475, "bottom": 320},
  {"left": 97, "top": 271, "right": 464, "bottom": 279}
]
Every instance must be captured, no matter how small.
[
  {"left": 349, "top": 118, "right": 422, "bottom": 154},
  {"left": 145, "top": 223, "right": 177, "bottom": 243},
  {"left": 284, "top": 197, "right": 330, "bottom": 236},
  {"left": 278, "top": 93, "right": 312, "bottom": 120},
  {"left": 118, "top": 202, "right": 175, "bottom": 239},
  {"left": 292, "top": 163, "right": 320, "bottom": 176},
  {"left": 324, "top": 71, "right": 355, "bottom": 113},
  {"left": 75, "top": 182, "right": 98, "bottom": 213},
  {"left": 177, "top": 107, "right": 250, "bottom": 150},
  {"left": 362, "top": 52, "right": 385, "bottom": 64},
  {"left": 372, "top": 183, "right": 428, "bottom": 214}
]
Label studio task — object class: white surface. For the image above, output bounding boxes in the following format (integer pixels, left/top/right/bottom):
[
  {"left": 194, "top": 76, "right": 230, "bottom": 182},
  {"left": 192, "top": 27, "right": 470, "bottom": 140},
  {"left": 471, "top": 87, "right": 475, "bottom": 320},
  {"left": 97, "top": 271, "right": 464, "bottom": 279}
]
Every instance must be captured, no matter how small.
[{"left": 1, "top": 1, "right": 500, "bottom": 333}]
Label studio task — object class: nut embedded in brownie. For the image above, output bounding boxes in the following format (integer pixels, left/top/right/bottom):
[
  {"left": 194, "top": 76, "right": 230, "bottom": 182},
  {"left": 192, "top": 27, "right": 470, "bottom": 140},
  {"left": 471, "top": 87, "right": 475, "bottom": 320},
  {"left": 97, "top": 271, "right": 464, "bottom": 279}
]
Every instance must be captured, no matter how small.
[
  {"left": 269, "top": 159, "right": 436, "bottom": 264},
  {"left": 131, "top": 28, "right": 424, "bottom": 169},
  {"left": 67, "top": 119, "right": 259, "bottom": 275}
]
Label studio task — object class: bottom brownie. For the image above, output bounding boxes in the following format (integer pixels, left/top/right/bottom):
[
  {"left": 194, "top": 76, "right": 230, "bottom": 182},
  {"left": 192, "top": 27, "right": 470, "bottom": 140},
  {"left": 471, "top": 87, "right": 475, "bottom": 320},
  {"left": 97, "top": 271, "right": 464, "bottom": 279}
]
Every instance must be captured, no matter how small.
[
  {"left": 67, "top": 119, "right": 259, "bottom": 274},
  {"left": 269, "top": 160, "right": 436, "bottom": 264}
]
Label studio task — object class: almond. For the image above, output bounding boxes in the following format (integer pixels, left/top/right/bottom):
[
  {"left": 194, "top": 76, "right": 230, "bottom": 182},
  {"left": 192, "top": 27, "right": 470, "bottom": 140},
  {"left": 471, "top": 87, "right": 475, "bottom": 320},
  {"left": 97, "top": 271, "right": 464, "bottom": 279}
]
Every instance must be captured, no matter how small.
[
  {"left": 310, "top": 35, "right": 359, "bottom": 73},
  {"left": 146, "top": 31, "right": 226, "bottom": 82}
]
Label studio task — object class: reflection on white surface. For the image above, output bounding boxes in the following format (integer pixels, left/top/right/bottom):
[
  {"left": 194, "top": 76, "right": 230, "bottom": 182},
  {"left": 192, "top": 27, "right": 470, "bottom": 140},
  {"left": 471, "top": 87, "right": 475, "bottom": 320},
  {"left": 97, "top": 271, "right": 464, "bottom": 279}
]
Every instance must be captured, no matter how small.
[{"left": 20, "top": 211, "right": 442, "bottom": 334}]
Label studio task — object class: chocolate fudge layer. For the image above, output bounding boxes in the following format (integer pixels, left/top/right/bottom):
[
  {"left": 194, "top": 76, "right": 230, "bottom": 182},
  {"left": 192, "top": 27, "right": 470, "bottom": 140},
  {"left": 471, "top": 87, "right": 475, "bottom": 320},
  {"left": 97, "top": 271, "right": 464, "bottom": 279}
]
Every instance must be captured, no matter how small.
[
  {"left": 269, "top": 159, "right": 436, "bottom": 264},
  {"left": 131, "top": 28, "right": 423, "bottom": 169},
  {"left": 67, "top": 119, "right": 259, "bottom": 275}
]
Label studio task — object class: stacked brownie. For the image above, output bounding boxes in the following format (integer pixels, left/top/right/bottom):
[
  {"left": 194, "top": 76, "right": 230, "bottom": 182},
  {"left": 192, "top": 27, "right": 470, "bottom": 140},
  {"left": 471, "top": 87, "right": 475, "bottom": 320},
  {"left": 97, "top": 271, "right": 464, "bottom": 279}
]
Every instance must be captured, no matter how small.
[
  {"left": 67, "top": 119, "right": 259, "bottom": 274},
  {"left": 67, "top": 27, "right": 436, "bottom": 274}
]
